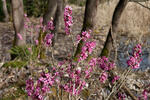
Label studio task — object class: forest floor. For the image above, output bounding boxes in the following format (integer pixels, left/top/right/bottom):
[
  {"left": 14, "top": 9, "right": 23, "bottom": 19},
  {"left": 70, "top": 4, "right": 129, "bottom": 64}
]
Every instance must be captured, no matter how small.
[{"left": 0, "top": 5, "right": 150, "bottom": 100}]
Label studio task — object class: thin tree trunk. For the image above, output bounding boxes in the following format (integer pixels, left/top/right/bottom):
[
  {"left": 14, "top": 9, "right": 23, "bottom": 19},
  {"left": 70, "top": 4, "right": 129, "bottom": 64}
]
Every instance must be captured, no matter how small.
[
  {"left": 100, "top": 0, "right": 128, "bottom": 57},
  {"left": 2, "top": 0, "right": 9, "bottom": 22},
  {"left": 52, "top": 0, "right": 63, "bottom": 46},
  {"left": 74, "top": 0, "right": 99, "bottom": 59},
  {"left": 11, "top": 0, "right": 26, "bottom": 46},
  {"left": 43, "top": 0, "right": 57, "bottom": 25}
]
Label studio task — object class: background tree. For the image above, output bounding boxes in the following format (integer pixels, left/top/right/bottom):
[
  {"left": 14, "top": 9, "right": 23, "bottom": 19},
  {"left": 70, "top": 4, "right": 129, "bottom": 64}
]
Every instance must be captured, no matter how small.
[
  {"left": 2, "top": 0, "right": 9, "bottom": 22},
  {"left": 11, "top": 0, "right": 26, "bottom": 46},
  {"left": 100, "top": 0, "right": 129, "bottom": 57},
  {"left": 43, "top": 0, "right": 57, "bottom": 25}
]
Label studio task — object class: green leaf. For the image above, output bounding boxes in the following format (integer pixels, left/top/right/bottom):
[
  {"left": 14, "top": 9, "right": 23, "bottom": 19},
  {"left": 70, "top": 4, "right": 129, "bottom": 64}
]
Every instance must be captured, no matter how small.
[{"left": 3, "top": 60, "right": 28, "bottom": 68}]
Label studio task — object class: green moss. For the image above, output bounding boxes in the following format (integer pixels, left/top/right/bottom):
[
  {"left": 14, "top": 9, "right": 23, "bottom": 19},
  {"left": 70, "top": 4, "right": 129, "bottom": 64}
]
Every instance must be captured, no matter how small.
[
  {"left": 73, "top": 40, "right": 84, "bottom": 61},
  {"left": 100, "top": 48, "right": 109, "bottom": 57},
  {"left": 3, "top": 60, "right": 28, "bottom": 68}
]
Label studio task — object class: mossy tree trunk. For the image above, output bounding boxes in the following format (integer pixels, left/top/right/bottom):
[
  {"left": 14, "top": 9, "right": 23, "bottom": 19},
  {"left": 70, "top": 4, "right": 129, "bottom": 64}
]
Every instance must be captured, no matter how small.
[
  {"left": 2, "top": 0, "right": 9, "bottom": 22},
  {"left": 100, "top": 0, "right": 128, "bottom": 57},
  {"left": 74, "top": 0, "right": 99, "bottom": 60},
  {"left": 11, "top": 0, "right": 26, "bottom": 46}
]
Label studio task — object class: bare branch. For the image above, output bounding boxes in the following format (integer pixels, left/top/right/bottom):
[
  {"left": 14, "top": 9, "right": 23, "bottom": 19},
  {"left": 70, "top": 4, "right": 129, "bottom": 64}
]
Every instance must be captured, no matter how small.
[{"left": 133, "top": 1, "right": 150, "bottom": 10}]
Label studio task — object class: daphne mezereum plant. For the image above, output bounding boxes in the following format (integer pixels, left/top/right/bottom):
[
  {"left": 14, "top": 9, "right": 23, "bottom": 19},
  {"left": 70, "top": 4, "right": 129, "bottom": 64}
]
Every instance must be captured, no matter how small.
[{"left": 18, "top": 5, "right": 146, "bottom": 100}]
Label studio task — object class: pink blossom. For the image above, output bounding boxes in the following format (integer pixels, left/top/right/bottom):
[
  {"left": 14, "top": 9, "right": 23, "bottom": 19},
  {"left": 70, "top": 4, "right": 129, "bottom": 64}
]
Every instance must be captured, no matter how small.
[
  {"left": 89, "top": 58, "right": 97, "bottom": 67},
  {"left": 112, "top": 75, "right": 120, "bottom": 84},
  {"left": 28, "top": 48, "right": 32, "bottom": 52},
  {"left": 44, "top": 33, "right": 53, "bottom": 46},
  {"left": 99, "top": 72, "right": 108, "bottom": 83},
  {"left": 142, "top": 90, "right": 148, "bottom": 100},
  {"left": 97, "top": 56, "right": 115, "bottom": 71},
  {"left": 35, "top": 40, "right": 39, "bottom": 45},
  {"left": 127, "top": 44, "right": 142, "bottom": 69},
  {"left": 64, "top": 5, "right": 73, "bottom": 35},
  {"left": 24, "top": 13, "right": 27, "bottom": 17},
  {"left": 17, "top": 33, "right": 23, "bottom": 40},
  {"left": 81, "top": 31, "right": 91, "bottom": 41},
  {"left": 76, "top": 35, "right": 81, "bottom": 43},
  {"left": 47, "top": 18, "right": 54, "bottom": 31}
]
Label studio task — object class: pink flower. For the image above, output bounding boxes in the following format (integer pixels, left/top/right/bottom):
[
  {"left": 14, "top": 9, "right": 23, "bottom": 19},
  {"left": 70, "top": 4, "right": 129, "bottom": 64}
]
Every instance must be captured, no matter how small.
[
  {"left": 81, "top": 31, "right": 91, "bottom": 41},
  {"left": 17, "top": 33, "right": 23, "bottom": 40},
  {"left": 35, "top": 40, "right": 39, "bottom": 45},
  {"left": 76, "top": 35, "right": 81, "bottom": 43},
  {"left": 142, "top": 90, "right": 148, "bottom": 100},
  {"left": 112, "top": 75, "right": 120, "bottom": 84},
  {"left": 64, "top": 5, "right": 73, "bottom": 35},
  {"left": 24, "top": 13, "right": 27, "bottom": 17},
  {"left": 44, "top": 33, "right": 53, "bottom": 46},
  {"left": 97, "top": 56, "right": 115, "bottom": 71},
  {"left": 99, "top": 72, "right": 108, "bottom": 83},
  {"left": 89, "top": 58, "right": 97, "bottom": 67},
  {"left": 47, "top": 18, "right": 54, "bottom": 31},
  {"left": 127, "top": 44, "right": 142, "bottom": 69},
  {"left": 28, "top": 48, "right": 32, "bottom": 52}
]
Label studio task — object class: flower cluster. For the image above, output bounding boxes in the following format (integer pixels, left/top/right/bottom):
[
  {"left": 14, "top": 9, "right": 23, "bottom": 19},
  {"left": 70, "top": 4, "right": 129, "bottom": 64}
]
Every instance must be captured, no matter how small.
[
  {"left": 26, "top": 72, "right": 57, "bottom": 100},
  {"left": 142, "top": 90, "right": 148, "bottom": 100},
  {"left": 85, "top": 66, "right": 93, "bottom": 78},
  {"left": 44, "top": 33, "right": 54, "bottom": 47},
  {"left": 89, "top": 58, "right": 97, "bottom": 67},
  {"left": 25, "top": 4, "right": 145, "bottom": 99},
  {"left": 127, "top": 44, "right": 142, "bottom": 69},
  {"left": 46, "top": 18, "right": 54, "bottom": 31},
  {"left": 58, "top": 64, "right": 87, "bottom": 96},
  {"left": 64, "top": 5, "right": 73, "bottom": 35},
  {"left": 76, "top": 30, "right": 91, "bottom": 43},
  {"left": 99, "top": 71, "right": 108, "bottom": 83},
  {"left": 97, "top": 56, "right": 115, "bottom": 83},
  {"left": 97, "top": 56, "right": 115, "bottom": 71},
  {"left": 112, "top": 75, "right": 120, "bottom": 84},
  {"left": 78, "top": 41, "right": 96, "bottom": 62}
]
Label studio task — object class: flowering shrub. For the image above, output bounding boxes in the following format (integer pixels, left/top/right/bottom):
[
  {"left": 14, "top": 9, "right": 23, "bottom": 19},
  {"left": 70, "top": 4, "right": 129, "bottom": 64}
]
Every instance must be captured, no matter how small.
[
  {"left": 23, "top": 5, "right": 149, "bottom": 100},
  {"left": 64, "top": 5, "right": 73, "bottom": 35},
  {"left": 26, "top": 72, "right": 57, "bottom": 100},
  {"left": 127, "top": 44, "right": 142, "bottom": 69}
]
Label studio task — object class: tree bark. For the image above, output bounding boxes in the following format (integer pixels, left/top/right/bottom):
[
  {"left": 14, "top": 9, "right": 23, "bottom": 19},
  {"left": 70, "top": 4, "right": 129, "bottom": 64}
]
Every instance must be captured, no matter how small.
[
  {"left": 100, "top": 0, "right": 128, "bottom": 57},
  {"left": 2, "top": 0, "right": 9, "bottom": 22},
  {"left": 43, "top": 0, "right": 57, "bottom": 25},
  {"left": 52, "top": 0, "right": 64, "bottom": 46},
  {"left": 11, "top": 0, "right": 26, "bottom": 46},
  {"left": 74, "top": 0, "right": 99, "bottom": 59}
]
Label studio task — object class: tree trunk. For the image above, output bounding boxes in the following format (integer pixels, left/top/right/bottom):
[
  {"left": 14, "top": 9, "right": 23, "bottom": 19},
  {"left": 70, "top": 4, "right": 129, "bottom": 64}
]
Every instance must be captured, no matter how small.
[
  {"left": 43, "top": 0, "right": 57, "bottom": 25},
  {"left": 52, "top": 0, "right": 63, "bottom": 46},
  {"left": 2, "top": 0, "right": 9, "bottom": 22},
  {"left": 100, "top": 0, "right": 128, "bottom": 57},
  {"left": 11, "top": 0, "right": 26, "bottom": 46},
  {"left": 74, "top": 0, "right": 99, "bottom": 59}
]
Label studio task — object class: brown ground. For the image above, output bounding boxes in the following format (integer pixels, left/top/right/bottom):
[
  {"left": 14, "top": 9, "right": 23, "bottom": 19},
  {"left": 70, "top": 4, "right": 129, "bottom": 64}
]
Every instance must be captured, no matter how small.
[{"left": 0, "top": 2, "right": 150, "bottom": 100}]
